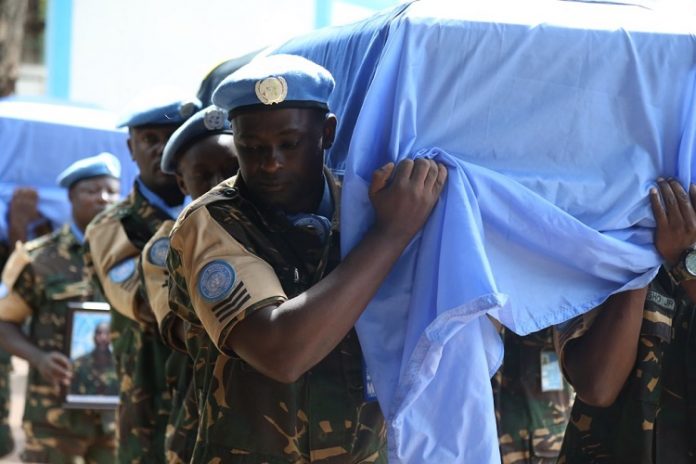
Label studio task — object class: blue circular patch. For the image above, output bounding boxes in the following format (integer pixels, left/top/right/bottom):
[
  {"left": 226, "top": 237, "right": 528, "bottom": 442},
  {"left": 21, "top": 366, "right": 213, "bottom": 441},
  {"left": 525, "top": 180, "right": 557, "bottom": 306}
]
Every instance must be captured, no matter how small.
[
  {"left": 0, "top": 283, "right": 8, "bottom": 299},
  {"left": 198, "top": 260, "right": 236, "bottom": 302},
  {"left": 292, "top": 214, "right": 330, "bottom": 243},
  {"left": 108, "top": 258, "right": 136, "bottom": 283},
  {"left": 148, "top": 237, "right": 170, "bottom": 268}
]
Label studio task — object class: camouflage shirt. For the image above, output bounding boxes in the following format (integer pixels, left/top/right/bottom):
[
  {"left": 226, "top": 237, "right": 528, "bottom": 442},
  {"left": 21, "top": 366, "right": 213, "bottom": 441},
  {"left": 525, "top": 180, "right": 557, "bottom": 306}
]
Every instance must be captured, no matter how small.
[
  {"left": 0, "top": 225, "right": 114, "bottom": 437},
  {"left": 168, "top": 172, "right": 387, "bottom": 463},
  {"left": 70, "top": 349, "right": 119, "bottom": 396},
  {"left": 141, "top": 219, "right": 197, "bottom": 464},
  {"left": 84, "top": 182, "right": 175, "bottom": 464},
  {"left": 492, "top": 328, "right": 573, "bottom": 464},
  {"left": 0, "top": 240, "right": 13, "bottom": 456},
  {"left": 555, "top": 268, "right": 696, "bottom": 463}
]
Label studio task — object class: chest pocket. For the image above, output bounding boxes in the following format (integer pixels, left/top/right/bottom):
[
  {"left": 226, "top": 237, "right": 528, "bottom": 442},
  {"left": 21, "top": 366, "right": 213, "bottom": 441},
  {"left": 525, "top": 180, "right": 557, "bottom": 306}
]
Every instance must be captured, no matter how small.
[{"left": 32, "top": 277, "right": 89, "bottom": 352}]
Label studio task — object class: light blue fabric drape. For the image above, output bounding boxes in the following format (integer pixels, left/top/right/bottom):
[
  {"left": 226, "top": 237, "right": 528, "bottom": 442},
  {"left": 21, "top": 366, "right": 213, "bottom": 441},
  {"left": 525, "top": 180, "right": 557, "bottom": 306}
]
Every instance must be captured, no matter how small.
[{"left": 278, "top": 1, "right": 696, "bottom": 461}]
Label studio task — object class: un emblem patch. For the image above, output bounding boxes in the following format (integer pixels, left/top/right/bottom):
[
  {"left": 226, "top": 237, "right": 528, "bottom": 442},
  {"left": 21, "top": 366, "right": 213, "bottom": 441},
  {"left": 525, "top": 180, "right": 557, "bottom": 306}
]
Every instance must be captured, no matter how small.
[
  {"left": 0, "top": 283, "right": 8, "bottom": 299},
  {"left": 148, "top": 238, "right": 170, "bottom": 268},
  {"left": 198, "top": 260, "right": 236, "bottom": 302},
  {"left": 108, "top": 258, "right": 136, "bottom": 283}
]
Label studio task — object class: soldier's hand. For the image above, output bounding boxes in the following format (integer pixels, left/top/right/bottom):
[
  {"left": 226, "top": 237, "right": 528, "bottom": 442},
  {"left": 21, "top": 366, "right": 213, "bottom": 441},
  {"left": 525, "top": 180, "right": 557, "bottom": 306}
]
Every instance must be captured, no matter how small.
[
  {"left": 369, "top": 158, "right": 447, "bottom": 242},
  {"left": 650, "top": 178, "right": 696, "bottom": 265},
  {"left": 37, "top": 351, "right": 73, "bottom": 387}
]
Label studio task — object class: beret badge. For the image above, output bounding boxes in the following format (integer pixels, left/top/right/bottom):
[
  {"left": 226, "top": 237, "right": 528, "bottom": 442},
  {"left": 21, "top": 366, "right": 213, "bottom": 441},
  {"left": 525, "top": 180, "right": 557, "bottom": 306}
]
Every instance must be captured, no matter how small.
[
  {"left": 255, "top": 76, "right": 288, "bottom": 105},
  {"left": 203, "top": 106, "right": 226, "bottom": 130}
]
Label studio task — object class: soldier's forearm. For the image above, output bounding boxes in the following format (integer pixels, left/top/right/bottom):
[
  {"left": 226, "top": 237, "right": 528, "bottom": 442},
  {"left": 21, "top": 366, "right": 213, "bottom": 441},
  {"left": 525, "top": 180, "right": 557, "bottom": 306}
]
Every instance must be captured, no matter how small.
[
  {"left": 563, "top": 287, "right": 647, "bottom": 407},
  {"left": 227, "top": 225, "right": 415, "bottom": 384},
  {"left": 0, "top": 320, "right": 46, "bottom": 367}
]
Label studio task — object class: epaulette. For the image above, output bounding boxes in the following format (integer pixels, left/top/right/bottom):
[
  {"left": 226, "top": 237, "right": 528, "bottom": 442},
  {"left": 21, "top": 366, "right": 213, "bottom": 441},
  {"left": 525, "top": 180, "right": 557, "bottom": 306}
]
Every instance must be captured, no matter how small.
[
  {"left": 22, "top": 228, "right": 60, "bottom": 254},
  {"left": 176, "top": 177, "right": 238, "bottom": 227}
]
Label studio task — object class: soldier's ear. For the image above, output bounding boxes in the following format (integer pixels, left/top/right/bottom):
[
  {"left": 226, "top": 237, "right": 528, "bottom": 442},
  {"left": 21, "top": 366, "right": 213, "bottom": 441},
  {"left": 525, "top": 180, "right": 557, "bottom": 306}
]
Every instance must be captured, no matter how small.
[
  {"left": 321, "top": 114, "right": 337, "bottom": 150},
  {"left": 175, "top": 173, "right": 189, "bottom": 196},
  {"left": 126, "top": 137, "right": 134, "bottom": 160}
]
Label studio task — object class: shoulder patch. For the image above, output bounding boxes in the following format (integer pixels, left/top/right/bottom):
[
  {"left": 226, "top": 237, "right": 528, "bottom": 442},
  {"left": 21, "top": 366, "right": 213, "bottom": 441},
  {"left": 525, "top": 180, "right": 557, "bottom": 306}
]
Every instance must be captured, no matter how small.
[
  {"left": 148, "top": 237, "right": 170, "bottom": 267},
  {"left": 197, "top": 260, "right": 236, "bottom": 302},
  {"left": 108, "top": 257, "right": 136, "bottom": 283}
]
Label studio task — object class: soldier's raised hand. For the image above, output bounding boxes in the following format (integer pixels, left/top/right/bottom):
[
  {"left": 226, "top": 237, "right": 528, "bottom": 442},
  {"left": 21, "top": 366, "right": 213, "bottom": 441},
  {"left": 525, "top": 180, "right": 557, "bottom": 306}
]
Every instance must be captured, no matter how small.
[
  {"left": 650, "top": 178, "right": 696, "bottom": 265},
  {"left": 369, "top": 158, "right": 447, "bottom": 243}
]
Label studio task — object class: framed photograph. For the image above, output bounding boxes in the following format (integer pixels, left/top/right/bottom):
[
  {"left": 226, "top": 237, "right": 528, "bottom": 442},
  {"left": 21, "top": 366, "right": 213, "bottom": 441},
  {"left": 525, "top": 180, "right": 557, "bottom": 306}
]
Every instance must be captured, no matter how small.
[{"left": 63, "top": 301, "right": 119, "bottom": 409}]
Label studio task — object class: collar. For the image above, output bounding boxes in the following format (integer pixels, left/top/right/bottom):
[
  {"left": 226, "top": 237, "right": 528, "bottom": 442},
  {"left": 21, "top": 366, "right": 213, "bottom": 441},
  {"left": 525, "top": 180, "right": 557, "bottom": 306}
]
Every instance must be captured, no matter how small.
[
  {"left": 135, "top": 177, "right": 186, "bottom": 220},
  {"left": 69, "top": 221, "right": 85, "bottom": 244},
  {"left": 316, "top": 175, "right": 334, "bottom": 219}
]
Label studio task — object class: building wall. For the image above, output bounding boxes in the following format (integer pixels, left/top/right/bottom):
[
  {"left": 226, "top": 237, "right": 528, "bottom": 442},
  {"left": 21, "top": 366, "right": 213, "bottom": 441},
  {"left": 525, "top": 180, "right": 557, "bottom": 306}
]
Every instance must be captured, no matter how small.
[
  {"left": 69, "top": 0, "right": 314, "bottom": 110},
  {"left": 65, "top": 0, "right": 400, "bottom": 111}
]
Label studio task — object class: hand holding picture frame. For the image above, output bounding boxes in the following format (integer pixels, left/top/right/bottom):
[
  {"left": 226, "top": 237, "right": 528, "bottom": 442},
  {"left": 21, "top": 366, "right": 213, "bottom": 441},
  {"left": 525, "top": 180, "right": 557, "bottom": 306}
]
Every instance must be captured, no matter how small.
[{"left": 63, "top": 301, "right": 119, "bottom": 409}]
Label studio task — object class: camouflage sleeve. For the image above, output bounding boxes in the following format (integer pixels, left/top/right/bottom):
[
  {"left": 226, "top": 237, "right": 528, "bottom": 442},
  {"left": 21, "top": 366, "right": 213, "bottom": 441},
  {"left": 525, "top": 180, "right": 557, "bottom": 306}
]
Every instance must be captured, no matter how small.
[
  {"left": 0, "top": 241, "right": 36, "bottom": 323},
  {"left": 141, "top": 221, "right": 174, "bottom": 331},
  {"left": 142, "top": 221, "right": 187, "bottom": 352},
  {"left": 553, "top": 307, "right": 600, "bottom": 380},
  {"left": 168, "top": 207, "right": 287, "bottom": 355},
  {"left": 84, "top": 216, "right": 142, "bottom": 322}
]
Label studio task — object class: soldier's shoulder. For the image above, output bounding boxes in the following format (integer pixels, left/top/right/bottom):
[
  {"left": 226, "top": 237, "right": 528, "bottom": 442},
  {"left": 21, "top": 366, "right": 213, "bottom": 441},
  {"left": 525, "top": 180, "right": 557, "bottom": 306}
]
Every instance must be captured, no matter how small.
[
  {"left": 23, "top": 228, "right": 62, "bottom": 256},
  {"left": 172, "top": 178, "right": 237, "bottom": 235},
  {"left": 86, "top": 198, "right": 134, "bottom": 235}
]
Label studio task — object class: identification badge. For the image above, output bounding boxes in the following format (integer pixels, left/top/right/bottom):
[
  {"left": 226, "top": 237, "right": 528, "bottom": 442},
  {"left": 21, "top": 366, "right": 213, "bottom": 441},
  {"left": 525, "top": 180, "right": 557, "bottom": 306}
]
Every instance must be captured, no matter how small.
[
  {"left": 540, "top": 350, "right": 563, "bottom": 392},
  {"left": 362, "top": 361, "right": 378, "bottom": 402}
]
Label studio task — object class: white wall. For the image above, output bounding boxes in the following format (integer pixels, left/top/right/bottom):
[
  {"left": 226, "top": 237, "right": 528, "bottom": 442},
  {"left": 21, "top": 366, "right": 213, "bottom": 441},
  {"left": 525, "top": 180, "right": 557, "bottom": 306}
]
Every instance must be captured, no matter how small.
[{"left": 69, "top": 0, "right": 318, "bottom": 111}]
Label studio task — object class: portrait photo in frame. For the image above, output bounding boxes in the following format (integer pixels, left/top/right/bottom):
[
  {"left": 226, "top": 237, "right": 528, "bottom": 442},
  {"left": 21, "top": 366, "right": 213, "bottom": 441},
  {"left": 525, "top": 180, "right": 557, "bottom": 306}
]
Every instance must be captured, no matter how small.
[{"left": 63, "top": 301, "right": 119, "bottom": 409}]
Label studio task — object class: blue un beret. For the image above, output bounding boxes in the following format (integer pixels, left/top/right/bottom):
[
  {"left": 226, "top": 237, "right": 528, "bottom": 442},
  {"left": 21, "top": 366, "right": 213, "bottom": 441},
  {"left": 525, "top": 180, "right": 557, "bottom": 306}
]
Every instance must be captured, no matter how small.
[
  {"left": 161, "top": 106, "right": 232, "bottom": 174},
  {"left": 212, "top": 54, "right": 335, "bottom": 116},
  {"left": 116, "top": 92, "right": 201, "bottom": 128},
  {"left": 56, "top": 152, "right": 121, "bottom": 189}
]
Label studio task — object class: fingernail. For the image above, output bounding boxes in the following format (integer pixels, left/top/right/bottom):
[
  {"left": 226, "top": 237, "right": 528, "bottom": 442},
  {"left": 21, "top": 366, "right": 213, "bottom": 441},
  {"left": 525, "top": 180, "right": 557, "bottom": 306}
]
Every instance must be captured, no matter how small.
[{"left": 650, "top": 187, "right": 657, "bottom": 194}]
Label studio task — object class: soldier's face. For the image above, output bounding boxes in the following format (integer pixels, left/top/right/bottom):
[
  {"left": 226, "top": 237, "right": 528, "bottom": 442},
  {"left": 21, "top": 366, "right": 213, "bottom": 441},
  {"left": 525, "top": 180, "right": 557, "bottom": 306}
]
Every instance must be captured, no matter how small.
[
  {"left": 128, "top": 125, "right": 179, "bottom": 191},
  {"left": 94, "top": 323, "right": 111, "bottom": 350},
  {"left": 175, "top": 134, "right": 239, "bottom": 200},
  {"left": 70, "top": 176, "right": 120, "bottom": 228},
  {"left": 232, "top": 108, "right": 335, "bottom": 214}
]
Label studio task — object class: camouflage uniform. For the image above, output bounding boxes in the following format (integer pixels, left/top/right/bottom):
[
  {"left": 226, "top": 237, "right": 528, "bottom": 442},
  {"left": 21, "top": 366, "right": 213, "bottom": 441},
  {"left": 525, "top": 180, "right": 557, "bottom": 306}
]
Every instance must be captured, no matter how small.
[
  {"left": 84, "top": 182, "right": 174, "bottom": 464},
  {"left": 492, "top": 328, "right": 573, "bottom": 464},
  {"left": 0, "top": 225, "right": 116, "bottom": 463},
  {"left": 168, "top": 173, "right": 387, "bottom": 463},
  {"left": 141, "top": 220, "right": 198, "bottom": 464},
  {"left": 0, "top": 241, "right": 14, "bottom": 457},
  {"left": 555, "top": 268, "right": 696, "bottom": 463},
  {"left": 70, "top": 349, "right": 119, "bottom": 396}
]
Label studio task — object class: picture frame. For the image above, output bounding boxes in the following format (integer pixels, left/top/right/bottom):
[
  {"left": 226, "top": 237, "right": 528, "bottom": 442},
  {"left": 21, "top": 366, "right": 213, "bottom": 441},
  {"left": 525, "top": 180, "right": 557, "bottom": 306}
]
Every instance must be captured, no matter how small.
[{"left": 62, "top": 301, "right": 119, "bottom": 409}]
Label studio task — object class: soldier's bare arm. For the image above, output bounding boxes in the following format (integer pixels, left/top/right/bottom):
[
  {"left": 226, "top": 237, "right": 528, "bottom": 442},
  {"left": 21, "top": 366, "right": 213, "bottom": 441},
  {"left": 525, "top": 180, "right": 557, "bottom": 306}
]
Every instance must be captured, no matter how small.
[
  {"left": 563, "top": 177, "right": 696, "bottom": 407},
  {"left": 227, "top": 158, "right": 447, "bottom": 383},
  {"left": 0, "top": 321, "right": 72, "bottom": 386},
  {"left": 562, "top": 288, "right": 647, "bottom": 407}
]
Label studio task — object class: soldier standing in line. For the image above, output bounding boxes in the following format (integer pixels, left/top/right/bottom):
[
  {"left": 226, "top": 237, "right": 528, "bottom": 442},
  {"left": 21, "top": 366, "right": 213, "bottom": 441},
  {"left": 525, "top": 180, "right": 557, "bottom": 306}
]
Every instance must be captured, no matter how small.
[
  {"left": 0, "top": 187, "right": 54, "bottom": 457},
  {"left": 83, "top": 96, "right": 198, "bottom": 464},
  {"left": 0, "top": 153, "right": 121, "bottom": 463},
  {"left": 0, "top": 240, "right": 12, "bottom": 458},
  {"left": 554, "top": 178, "right": 696, "bottom": 463},
  {"left": 492, "top": 328, "right": 573, "bottom": 464},
  {"left": 167, "top": 54, "right": 447, "bottom": 462},
  {"left": 141, "top": 104, "right": 238, "bottom": 464}
]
